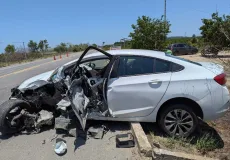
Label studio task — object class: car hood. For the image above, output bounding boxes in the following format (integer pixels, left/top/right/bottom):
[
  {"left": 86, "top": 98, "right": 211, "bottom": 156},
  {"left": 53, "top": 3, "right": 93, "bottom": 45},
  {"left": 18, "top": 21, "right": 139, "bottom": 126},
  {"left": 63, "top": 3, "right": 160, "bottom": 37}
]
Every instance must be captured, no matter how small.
[
  {"left": 199, "top": 62, "right": 224, "bottom": 75},
  {"left": 18, "top": 70, "right": 54, "bottom": 90}
]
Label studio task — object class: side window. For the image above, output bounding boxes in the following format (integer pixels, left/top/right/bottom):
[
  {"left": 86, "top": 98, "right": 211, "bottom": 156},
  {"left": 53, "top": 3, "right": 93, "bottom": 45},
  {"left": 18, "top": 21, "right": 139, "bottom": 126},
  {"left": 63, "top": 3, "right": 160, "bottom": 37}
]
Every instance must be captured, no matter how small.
[
  {"left": 81, "top": 58, "right": 110, "bottom": 70},
  {"left": 155, "top": 59, "right": 171, "bottom": 73},
  {"left": 171, "top": 63, "right": 184, "bottom": 72},
  {"left": 118, "top": 56, "right": 154, "bottom": 77}
]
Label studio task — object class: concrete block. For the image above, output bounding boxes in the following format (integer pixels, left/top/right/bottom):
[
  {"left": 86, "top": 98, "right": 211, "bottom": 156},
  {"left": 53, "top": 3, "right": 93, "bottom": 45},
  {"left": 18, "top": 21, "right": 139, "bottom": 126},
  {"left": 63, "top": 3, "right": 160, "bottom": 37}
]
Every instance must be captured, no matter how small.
[{"left": 131, "top": 122, "right": 152, "bottom": 157}]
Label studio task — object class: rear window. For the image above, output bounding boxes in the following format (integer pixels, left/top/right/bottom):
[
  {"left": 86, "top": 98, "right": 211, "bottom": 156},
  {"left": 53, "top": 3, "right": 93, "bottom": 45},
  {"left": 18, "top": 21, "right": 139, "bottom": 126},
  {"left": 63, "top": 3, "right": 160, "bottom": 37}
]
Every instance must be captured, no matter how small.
[
  {"left": 155, "top": 59, "right": 171, "bottom": 73},
  {"left": 171, "top": 63, "right": 184, "bottom": 72},
  {"left": 165, "top": 54, "right": 202, "bottom": 66}
]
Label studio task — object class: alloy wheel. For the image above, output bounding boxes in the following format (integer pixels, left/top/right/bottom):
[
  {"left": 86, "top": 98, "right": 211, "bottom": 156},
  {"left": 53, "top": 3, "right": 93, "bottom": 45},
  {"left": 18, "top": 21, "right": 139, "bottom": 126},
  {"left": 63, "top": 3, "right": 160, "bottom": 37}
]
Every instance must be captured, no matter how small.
[{"left": 164, "top": 109, "right": 194, "bottom": 136}]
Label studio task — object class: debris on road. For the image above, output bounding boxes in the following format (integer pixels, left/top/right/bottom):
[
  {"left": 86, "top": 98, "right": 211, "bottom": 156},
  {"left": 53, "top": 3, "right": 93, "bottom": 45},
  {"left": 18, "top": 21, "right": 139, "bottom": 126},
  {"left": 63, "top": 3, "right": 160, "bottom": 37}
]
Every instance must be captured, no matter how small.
[
  {"left": 116, "top": 133, "right": 135, "bottom": 148},
  {"left": 55, "top": 117, "right": 71, "bottom": 131},
  {"left": 54, "top": 138, "right": 67, "bottom": 155},
  {"left": 36, "top": 110, "right": 54, "bottom": 129},
  {"left": 68, "top": 128, "right": 77, "bottom": 137},
  {"left": 87, "top": 125, "right": 107, "bottom": 139}
]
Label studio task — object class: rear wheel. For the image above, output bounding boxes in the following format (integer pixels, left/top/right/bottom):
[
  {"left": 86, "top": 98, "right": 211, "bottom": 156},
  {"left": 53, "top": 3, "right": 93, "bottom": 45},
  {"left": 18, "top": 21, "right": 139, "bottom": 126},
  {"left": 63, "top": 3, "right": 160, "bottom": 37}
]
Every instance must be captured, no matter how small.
[
  {"left": 158, "top": 104, "right": 198, "bottom": 137},
  {"left": 0, "top": 99, "right": 32, "bottom": 135}
]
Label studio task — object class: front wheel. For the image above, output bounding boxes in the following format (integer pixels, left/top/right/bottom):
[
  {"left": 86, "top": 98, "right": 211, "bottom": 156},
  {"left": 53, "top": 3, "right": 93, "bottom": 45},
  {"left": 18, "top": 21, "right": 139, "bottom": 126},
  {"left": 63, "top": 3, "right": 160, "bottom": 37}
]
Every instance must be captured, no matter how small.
[
  {"left": 0, "top": 99, "right": 32, "bottom": 135},
  {"left": 158, "top": 104, "right": 198, "bottom": 137}
]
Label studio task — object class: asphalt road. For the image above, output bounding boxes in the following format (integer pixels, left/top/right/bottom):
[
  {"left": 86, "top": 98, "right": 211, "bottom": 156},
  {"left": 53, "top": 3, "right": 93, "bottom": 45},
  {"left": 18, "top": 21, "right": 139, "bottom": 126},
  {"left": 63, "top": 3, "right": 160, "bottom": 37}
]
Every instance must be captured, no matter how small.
[
  {"left": 0, "top": 52, "right": 81, "bottom": 105},
  {"left": 0, "top": 53, "right": 141, "bottom": 160}
]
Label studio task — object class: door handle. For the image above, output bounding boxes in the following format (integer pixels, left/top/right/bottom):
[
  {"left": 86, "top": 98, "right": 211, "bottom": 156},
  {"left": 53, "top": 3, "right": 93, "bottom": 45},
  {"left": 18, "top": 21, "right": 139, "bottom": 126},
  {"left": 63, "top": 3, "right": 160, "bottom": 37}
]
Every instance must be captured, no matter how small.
[{"left": 149, "top": 80, "right": 161, "bottom": 84}]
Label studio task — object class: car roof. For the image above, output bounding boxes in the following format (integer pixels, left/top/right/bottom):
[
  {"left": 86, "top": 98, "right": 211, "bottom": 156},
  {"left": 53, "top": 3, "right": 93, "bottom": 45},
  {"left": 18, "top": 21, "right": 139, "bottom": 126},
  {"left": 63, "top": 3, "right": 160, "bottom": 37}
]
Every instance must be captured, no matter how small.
[
  {"left": 63, "top": 48, "right": 203, "bottom": 70},
  {"left": 63, "top": 49, "right": 166, "bottom": 66},
  {"left": 86, "top": 49, "right": 166, "bottom": 59}
]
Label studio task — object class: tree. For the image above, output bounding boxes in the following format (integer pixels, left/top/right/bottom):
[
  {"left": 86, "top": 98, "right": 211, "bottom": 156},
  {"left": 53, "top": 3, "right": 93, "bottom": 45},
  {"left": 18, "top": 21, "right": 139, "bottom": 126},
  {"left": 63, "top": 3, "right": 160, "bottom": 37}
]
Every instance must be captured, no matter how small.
[
  {"left": 129, "top": 16, "right": 171, "bottom": 50},
  {"left": 54, "top": 42, "right": 67, "bottom": 53},
  {"left": 38, "top": 40, "right": 44, "bottom": 54},
  {"left": 92, "top": 44, "right": 97, "bottom": 47},
  {"left": 38, "top": 39, "right": 49, "bottom": 54},
  {"left": 191, "top": 34, "right": 197, "bottom": 44},
  {"left": 5, "top": 44, "right": 15, "bottom": 54},
  {"left": 44, "top": 39, "right": 49, "bottom": 51},
  {"left": 200, "top": 12, "right": 230, "bottom": 48},
  {"left": 28, "top": 40, "right": 38, "bottom": 52}
]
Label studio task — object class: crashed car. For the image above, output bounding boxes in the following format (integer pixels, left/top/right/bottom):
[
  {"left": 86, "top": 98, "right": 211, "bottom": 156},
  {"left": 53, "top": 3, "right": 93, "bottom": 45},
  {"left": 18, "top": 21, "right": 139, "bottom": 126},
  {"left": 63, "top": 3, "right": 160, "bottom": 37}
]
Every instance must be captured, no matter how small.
[{"left": 0, "top": 46, "right": 229, "bottom": 137}]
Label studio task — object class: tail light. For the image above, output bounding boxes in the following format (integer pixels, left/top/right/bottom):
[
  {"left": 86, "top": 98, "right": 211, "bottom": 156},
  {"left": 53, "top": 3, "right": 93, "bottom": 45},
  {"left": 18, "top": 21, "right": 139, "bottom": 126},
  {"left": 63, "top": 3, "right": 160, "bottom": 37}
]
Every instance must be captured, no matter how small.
[
  {"left": 214, "top": 73, "right": 227, "bottom": 85},
  {"left": 171, "top": 45, "right": 173, "bottom": 51}
]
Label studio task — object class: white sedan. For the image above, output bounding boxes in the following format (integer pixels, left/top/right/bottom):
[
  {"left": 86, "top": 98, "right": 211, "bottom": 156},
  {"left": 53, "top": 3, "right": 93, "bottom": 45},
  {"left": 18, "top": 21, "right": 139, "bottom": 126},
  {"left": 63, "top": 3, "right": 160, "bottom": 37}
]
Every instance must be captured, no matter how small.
[{"left": 1, "top": 46, "right": 229, "bottom": 137}]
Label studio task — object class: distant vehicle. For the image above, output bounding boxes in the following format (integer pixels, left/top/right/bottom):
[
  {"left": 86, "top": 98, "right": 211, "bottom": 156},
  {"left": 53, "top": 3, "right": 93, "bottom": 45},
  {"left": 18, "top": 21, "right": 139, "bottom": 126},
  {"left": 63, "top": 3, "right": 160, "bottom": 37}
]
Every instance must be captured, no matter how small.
[{"left": 167, "top": 43, "right": 198, "bottom": 55}]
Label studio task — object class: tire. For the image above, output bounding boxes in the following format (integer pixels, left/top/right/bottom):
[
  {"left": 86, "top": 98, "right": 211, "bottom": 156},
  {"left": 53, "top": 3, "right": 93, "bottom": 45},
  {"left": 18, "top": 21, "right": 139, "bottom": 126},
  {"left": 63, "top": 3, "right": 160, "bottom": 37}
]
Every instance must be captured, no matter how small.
[
  {"left": 173, "top": 50, "right": 179, "bottom": 56},
  {"left": 0, "top": 99, "right": 31, "bottom": 135},
  {"left": 158, "top": 104, "right": 198, "bottom": 137}
]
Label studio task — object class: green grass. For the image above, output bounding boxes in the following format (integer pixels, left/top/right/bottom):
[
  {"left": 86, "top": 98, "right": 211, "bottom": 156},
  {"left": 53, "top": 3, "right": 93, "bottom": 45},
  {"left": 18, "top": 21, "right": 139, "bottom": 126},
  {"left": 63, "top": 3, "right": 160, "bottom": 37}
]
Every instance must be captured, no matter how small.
[
  {"left": 195, "top": 133, "right": 221, "bottom": 153},
  {"left": 149, "top": 129, "right": 221, "bottom": 155}
]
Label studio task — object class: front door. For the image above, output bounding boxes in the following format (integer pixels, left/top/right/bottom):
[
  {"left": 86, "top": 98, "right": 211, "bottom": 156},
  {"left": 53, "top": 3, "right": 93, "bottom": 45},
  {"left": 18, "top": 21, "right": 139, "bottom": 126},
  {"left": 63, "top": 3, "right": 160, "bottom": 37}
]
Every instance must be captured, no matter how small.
[{"left": 107, "top": 56, "right": 172, "bottom": 118}]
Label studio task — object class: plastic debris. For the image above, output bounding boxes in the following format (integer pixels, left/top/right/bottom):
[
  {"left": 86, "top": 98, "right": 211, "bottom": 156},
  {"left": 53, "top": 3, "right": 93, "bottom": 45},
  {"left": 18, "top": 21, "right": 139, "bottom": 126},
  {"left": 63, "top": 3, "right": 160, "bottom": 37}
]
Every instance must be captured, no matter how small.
[
  {"left": 36, "top": 110, "right": 54, "bottom": 128},
  {"left": 68, "top": 128, "right": 77, "bottom": 137},
  {"left": 54, "top": 138, "right": 67, "bottom": 155},
  {"left": 87, "top": 125, "right": 106, "bottom": 139},
  {"left": 55, "top": 117, "right": 71, "bottom": 131},
  {"left": 116, "top": 133, "right": 135, "bottom": 148}
]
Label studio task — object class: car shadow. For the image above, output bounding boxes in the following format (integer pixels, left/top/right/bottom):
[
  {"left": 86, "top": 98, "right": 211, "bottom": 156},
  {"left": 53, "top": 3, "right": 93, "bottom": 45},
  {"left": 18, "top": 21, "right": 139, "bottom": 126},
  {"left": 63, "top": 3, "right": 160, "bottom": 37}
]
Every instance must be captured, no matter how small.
[
  {"left": 142, "top": 120, "right": 224, "bottom": 150},
  {"left": 86, "top": 120, "right": 131, "bottom": 133}
]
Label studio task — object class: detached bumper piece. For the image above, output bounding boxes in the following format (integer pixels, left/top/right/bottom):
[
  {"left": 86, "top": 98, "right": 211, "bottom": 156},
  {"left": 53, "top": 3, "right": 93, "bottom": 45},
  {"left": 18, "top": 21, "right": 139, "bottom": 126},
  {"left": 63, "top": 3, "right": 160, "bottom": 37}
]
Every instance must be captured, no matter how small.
[{"left": 116, "top": 133, "right": 135, "bottom": 148}]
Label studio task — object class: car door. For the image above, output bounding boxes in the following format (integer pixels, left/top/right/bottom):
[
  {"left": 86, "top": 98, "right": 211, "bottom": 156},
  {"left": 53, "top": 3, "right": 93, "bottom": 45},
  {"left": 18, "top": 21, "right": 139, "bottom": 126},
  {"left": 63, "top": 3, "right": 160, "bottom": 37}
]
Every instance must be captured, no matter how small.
[
  {"left": 68, "top": 46, "right": 113, "bottom": 130},
  {"left": 107, "top": 56, "right": 172, "bottom": 118}
]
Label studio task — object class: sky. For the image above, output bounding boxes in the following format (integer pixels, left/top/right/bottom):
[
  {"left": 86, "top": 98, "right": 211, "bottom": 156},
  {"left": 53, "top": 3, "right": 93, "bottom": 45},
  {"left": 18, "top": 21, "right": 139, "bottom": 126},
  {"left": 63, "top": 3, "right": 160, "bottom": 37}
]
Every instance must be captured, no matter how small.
[{"left": 0, "top": 0, "right": 230, "bottom": 52}]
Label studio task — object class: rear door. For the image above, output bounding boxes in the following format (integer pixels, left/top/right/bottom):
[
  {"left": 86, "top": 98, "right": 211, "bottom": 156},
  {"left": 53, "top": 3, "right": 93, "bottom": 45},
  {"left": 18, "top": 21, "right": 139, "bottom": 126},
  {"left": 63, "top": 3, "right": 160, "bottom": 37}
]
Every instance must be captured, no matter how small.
[{"left": 107, "top": 56, "right": 172, "bottom": 118}]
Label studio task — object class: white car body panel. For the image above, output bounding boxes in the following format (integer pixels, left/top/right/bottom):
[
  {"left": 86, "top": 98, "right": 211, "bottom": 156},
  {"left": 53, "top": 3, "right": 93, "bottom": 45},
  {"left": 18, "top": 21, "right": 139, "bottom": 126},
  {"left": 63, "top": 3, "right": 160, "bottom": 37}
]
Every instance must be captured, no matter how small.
[
  {"left": 16, "top": 49, "right": 230, "bottom": 124},
  {"left": 107, "top": 72, "right": 171, "bottom": 118}
]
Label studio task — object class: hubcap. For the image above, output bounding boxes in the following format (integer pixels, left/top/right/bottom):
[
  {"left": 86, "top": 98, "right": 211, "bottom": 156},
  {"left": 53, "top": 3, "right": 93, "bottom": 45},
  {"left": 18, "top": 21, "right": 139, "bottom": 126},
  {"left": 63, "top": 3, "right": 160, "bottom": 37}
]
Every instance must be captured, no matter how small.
[{"left": 164, "top": 109, "right": 194, "bottom": 136}]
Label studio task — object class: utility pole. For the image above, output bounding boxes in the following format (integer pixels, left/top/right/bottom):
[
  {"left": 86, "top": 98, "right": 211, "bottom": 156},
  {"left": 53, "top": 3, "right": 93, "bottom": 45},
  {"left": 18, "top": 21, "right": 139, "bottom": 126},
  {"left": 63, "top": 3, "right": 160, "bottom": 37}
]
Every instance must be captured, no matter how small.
[
  {"left": 23, "top": 42, "right": 27, "bottom": 59},
  {"left": 164, "top": 0, "right": 166, "bottom": 25},
  {"left": 164, "top": 0, "right": 167, "bottom": 40}
]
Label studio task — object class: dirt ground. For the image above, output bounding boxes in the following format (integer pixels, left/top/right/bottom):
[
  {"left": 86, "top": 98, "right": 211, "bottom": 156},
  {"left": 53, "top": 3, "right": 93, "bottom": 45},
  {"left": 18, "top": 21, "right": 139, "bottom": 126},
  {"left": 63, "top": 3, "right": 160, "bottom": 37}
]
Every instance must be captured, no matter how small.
[{"left": 144, "top": 52, "right": 230, "bottom": 160}]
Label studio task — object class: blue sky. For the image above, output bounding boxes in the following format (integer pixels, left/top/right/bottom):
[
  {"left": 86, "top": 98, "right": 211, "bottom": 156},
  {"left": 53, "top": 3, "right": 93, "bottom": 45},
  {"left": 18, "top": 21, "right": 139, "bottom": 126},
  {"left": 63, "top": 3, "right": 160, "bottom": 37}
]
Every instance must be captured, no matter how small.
[{"left": 0, "top": 0, "right": 230, "bottom": 52}]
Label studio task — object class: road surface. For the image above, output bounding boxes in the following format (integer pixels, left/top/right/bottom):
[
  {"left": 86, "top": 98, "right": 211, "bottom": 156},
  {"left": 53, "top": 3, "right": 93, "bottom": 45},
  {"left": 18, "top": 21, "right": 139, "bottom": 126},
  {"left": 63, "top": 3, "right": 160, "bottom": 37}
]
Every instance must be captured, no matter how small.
[
  {"left": 0, "top": 52, "right": 141, "bottom": 160},
  {"left": 0, "top": 52, "right": 81, "bottom": 104}
]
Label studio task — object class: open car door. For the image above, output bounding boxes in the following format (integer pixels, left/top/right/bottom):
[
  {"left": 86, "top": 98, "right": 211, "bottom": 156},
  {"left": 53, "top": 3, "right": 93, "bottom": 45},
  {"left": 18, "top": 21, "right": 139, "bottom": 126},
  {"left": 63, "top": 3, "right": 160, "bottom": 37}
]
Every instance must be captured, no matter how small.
[{"left": 68, "top": 46, "right": 113, "bottom": 130}]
